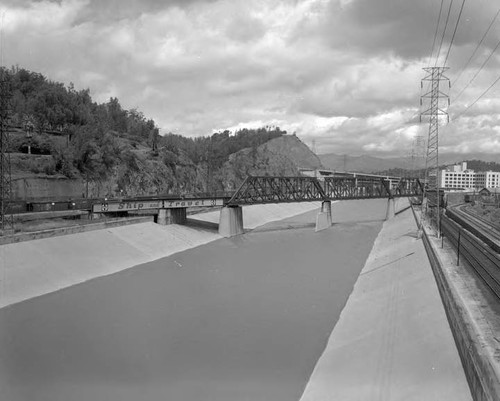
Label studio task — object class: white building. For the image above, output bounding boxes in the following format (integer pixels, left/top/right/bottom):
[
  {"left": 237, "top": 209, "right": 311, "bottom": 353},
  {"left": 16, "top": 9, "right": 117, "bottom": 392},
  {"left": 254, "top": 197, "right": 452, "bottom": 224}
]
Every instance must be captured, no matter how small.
[
  {"left": 476, "top": 171, "right": 500, "bottom": 189},
  {"left": 439, "top": 161, "right": 500, "bottom": 190},
  {"left": 439, "top": 162, "right": 475, "bottom": 189}
]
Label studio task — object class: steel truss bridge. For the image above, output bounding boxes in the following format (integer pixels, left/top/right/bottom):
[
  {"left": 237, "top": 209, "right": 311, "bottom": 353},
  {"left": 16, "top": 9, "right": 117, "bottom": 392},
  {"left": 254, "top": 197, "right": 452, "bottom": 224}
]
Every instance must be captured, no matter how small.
[
  {"left": 3, "top": 174, "right": 424, "bottom": 217},
  {"left": 226, "top": 175, "right": 423, "bottom": 206}
]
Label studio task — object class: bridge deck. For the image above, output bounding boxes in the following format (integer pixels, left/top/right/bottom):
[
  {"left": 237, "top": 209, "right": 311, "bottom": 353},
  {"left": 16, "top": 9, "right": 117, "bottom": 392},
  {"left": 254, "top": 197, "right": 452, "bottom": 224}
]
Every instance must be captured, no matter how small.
[
  {"left": 227, "top": 176, "right": 423, "bottom": 205},
  {"left": 89, "top": 175, "right": 423, "bottom": 213}
]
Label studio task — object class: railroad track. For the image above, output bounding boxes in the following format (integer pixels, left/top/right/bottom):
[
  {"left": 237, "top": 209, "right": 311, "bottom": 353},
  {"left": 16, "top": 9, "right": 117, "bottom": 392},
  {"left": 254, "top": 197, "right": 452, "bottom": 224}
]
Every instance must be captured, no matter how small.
[
  {"left": 443, "top": 205, "right": 500, "bottom": 300},
  {"left": 446, "top": 205, "right": 500, "bottom": 253}
]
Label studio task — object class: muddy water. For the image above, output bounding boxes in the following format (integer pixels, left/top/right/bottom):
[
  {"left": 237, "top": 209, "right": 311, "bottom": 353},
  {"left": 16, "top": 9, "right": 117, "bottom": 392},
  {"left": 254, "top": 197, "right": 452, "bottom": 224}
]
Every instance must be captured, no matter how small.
[{"left": 0, "top": 200, "right": 386, "bottom": 401}]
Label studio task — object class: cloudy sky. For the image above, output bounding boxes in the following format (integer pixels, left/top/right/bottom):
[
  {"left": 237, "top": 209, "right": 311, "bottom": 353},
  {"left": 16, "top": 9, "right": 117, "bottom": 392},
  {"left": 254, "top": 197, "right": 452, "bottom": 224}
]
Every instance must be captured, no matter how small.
[{"left": 1, "top": 0, "right": 500, "bottom": 158}]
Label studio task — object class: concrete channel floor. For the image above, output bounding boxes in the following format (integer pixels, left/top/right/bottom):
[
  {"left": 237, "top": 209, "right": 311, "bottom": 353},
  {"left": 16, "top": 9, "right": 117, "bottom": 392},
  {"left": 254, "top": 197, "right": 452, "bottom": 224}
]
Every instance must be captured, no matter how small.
[{"left": 300, "top": 208, "right": 472, "bottom": 401}]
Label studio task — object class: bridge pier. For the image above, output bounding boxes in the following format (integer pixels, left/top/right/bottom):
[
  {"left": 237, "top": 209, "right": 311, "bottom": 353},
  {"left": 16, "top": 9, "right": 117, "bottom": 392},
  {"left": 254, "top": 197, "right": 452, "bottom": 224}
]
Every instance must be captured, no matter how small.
[
  {"left": 157, "top": 208, "right": 187, "bottom": 225},
  {"left": 315, "top": 201, "right": 332, "bottom": 232},
  {"left": 90, "top": 212, "right": 103, "bottom": 220},
  {"left": 385, "top": 198, "right": 395, "bottom": 220},
  {"left": 219, "top": 206, "right": 244, "bottom": 237}
]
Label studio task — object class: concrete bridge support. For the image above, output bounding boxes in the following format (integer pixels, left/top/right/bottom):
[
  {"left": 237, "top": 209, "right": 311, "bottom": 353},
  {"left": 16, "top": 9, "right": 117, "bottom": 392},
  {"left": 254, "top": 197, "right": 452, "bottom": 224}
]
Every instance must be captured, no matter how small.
[
  {"left": 157, "top": 208, "right": 187, "bottom": 225},
  {"left": 91, "top": 212, "right": 103, "bottom": 220},
  {"left": 219, "top": 206, "right": 244, "bottom": 237},
  {"left": 385, "top": 198, "right": 395, "bottom": 221},
  {"left": 315, "top": 201, "right": 332, "bottom": 232}
]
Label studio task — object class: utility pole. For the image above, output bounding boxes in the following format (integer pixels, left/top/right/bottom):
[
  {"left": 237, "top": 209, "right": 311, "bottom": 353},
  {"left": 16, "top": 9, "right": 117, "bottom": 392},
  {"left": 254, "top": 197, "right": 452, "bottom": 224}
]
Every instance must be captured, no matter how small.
[
  {"left": 0, "top": 68, "right": 13, "bottom": 234},
  {"left": 420, "top": 66, "right": 450, "bottom": 236}
]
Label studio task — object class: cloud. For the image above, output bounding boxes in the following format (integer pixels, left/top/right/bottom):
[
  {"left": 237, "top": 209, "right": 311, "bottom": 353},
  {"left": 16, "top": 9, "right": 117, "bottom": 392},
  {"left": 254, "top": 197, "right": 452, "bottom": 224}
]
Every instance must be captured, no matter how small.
[{"left": 1, "top": 0, "right": 500, "bottom": 159}]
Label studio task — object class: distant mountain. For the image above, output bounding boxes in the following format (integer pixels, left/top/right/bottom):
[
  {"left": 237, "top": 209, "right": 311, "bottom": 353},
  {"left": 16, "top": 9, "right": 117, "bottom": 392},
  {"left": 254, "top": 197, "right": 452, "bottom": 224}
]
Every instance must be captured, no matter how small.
[
  {"left": 318, "top": 154, "right": 413, "bottom": 173},
  {"left": 439, "top": 153, "right": 500, "bottom": 165},
  {"left": 318, "top": 152, "right": 500, "bottom": 174}
]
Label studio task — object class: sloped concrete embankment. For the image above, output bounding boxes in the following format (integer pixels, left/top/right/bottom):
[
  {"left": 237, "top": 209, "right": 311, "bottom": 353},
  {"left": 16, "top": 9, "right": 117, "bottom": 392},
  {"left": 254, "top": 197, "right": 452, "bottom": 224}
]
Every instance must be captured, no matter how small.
[
  {"left": 421, "top": 219, "right": 500, "bottom": 401},
  {"left": 0, "top": 216, "right": 153, "bottom": 245},
  {"left": 0, "top": 202, "right": 321, "bottom": 309},
  {"left": 300, "top": 206, "right": 471, "bottom": 401}
]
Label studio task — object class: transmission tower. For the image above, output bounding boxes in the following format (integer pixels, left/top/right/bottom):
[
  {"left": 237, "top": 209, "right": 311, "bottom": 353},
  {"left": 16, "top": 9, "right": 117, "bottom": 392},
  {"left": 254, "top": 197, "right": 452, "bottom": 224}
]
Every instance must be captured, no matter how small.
[
  {"left": 0, "top": 68, "right": 13, "bottom": 234},
  {"left": 420, "top": 66, "right": 450, "bottom": 234},
  {"left": 311, "top": 139, "right": 317, "bottom": 154},
  {"left": 407, "top": 135, "right": 425, "bottom": 177}
]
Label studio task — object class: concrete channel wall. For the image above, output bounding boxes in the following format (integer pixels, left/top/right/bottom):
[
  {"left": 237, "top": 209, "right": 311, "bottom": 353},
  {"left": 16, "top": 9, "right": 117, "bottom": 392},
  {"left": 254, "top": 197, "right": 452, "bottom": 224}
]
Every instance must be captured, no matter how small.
[
  {"left": 0, "top": 216, "right": 154, "bottom": 245},
  {"left": 421, "top": 219, "right": 500, "bottom": 401},
  {"left": 0, "top": 202, "right": 322, "bottom": 309}
]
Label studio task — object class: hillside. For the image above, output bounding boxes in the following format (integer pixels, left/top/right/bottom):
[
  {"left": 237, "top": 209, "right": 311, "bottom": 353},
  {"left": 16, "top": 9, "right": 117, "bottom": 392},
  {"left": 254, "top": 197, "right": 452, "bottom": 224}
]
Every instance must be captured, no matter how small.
[
  {"left": 2, "top": 66, "right": 325, "bottom": 199},
  {"left": 11, "top": 132, "right": 319, "bottom": 199},
  {"left": 8, "top": 65, "right": 499, "bottom": 200},
  {"left": 221, "top": 135, "right": 323, "bottom": 188}
]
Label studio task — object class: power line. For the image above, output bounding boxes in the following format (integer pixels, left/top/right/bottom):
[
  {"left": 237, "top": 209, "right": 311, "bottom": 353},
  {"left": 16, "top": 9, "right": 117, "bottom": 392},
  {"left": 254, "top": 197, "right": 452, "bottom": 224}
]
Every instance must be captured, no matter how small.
[
  {"left": 451, "top": 6, "right": 500, "bottom": 86},
  {"left": 453, "top": 37, "right": 500, "bottom": 103},
  {"left": 427, "top": 0, "right": 445, "bottom": 67},
  {"left": 434, "top": 0, "right": 454, "bottom": 67},
  {"left": 422, "top": 0, "right": 445, "bottom": 103},
  {"left": 452, "top": 73, "right": 500, "bottom": 120},
  {"left": 443, "top": 0, "right": 466, "bottom": 66}
]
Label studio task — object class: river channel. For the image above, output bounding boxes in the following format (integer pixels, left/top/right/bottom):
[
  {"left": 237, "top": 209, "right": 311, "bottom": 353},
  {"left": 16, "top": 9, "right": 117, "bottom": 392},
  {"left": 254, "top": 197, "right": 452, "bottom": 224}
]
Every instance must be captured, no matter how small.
[{"left": 0, "top": 200, "right": 387, "bottom": 401}]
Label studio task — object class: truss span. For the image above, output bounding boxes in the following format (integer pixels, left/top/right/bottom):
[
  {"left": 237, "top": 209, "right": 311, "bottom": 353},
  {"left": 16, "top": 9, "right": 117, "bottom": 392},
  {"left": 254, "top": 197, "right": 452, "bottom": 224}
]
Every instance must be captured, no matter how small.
[
  {"left": 227, "top": 176, "right": 423, "bottom": 205},
  {"left": 227, "top": 176, "right": 326, "bottom": 205}
]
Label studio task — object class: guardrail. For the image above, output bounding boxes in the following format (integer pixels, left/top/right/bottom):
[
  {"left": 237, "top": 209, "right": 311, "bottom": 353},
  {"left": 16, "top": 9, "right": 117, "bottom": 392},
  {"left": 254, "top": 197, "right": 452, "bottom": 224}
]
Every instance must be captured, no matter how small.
[{"left": 441, "top": 214, "right": 500, "bottom": 300}]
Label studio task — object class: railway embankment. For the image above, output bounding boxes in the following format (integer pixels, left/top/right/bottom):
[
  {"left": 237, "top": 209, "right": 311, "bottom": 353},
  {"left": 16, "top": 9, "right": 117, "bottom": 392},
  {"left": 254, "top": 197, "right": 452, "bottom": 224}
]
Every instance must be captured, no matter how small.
[{"left": 421, "top": 209, "right": 500, "bottom": 401}]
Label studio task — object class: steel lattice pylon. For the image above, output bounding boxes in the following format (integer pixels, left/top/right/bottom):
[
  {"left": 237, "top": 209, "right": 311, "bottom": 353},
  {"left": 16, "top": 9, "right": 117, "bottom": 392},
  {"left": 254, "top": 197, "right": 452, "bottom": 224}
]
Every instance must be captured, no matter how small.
[
  {"left": 420, "top": 66, "right": 449, "bottom": 234},
  {"left": 0, "top": 69, "right": 13, "bottom": 234}
]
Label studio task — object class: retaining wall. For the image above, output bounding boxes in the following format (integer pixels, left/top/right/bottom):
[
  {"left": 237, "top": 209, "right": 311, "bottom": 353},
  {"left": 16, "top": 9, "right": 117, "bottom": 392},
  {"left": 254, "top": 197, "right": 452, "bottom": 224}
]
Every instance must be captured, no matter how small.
[{"left": 421, "top": 218, "right": 500, "bottom": 401}]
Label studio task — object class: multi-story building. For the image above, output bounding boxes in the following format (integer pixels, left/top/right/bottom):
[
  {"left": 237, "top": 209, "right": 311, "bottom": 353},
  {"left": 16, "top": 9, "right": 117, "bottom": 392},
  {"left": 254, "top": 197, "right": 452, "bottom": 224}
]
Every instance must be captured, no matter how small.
[
  {"left": 439, "top": 162, "right": 475, "bottom": 189},
  {"left": 439, "top": 161, "right": 500, "bottom": 190},
  {"left": 476, "top": 171, "right": 500, "bottom": 189}
]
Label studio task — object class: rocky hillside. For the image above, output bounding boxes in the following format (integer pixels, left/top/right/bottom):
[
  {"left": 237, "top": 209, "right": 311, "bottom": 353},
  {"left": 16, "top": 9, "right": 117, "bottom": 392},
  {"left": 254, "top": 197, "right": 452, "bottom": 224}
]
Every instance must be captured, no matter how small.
[
  {"left": 11, "top": 131, "right": 321, "bottom": 199},
  {"left": 220, "top": 135, "right": 323, "bottom": 189},
  {"left": 3, "top": 66, "right": 324, "bottom": 199}
]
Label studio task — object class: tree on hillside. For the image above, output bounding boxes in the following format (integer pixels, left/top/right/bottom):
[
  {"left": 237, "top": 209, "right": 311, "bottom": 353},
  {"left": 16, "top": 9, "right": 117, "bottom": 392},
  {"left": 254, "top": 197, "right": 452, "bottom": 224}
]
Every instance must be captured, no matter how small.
[
  {"left": 465, "top": 160, "right": 500, "bottom": 172},
  {"left": 106, "top": 97, "right": 128, "bottom": 133},
  {"left": 4, "top": 66, "right": 296, "bottom": 196}
]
